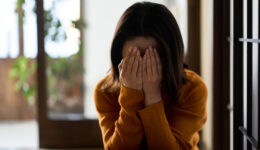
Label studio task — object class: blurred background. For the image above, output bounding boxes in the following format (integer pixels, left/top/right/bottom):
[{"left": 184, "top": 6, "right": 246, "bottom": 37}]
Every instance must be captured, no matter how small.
[{"left": 0, "top": 0, "right": 259, "bottom": 150}]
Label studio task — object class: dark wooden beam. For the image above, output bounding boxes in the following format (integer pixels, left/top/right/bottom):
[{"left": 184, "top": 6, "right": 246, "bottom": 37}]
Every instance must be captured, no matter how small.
[
  {"left": 186, "top": 0, "right": 201, "bottom": 75},
  {"left": 17, "top": 3, "right": 24, "bottom": 56},
  {"left": 233, "top": 0, "right": 244, "bottom": 149},
  {"left": 213, "top": 0, "right": 230, "bottom": 149}
]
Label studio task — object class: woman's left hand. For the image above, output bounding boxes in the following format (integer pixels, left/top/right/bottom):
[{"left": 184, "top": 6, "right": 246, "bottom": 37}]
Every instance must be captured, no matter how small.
[{"left": 142, "top": 46, "right": 162, "bottom": 107}]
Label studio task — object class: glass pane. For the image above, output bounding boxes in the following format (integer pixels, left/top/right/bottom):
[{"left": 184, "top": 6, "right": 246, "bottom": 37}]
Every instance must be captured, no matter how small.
[
  {"left": 44, "top": 0, "right": 84, "bottom": 120},
  {"left": 24, "top": 0, "right": 38, "bottom": 58},
  {"left": 0, "top": 0, "right": 38, "bottom": 149},
  {"left": 242, "top": 0, "right": 248, "bottom": 149},
  {"left": 0, "top": 0, "right": 19, "bottom": 58},
  {"left": 252, "top": 0, "right": 259, "bottom": 144}
]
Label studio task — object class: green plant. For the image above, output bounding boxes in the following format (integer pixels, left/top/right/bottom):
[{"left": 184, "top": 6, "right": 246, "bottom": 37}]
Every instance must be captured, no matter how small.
[
  {"left": 46, "top": 48, "right": 84, "bottom": 100},
  {"left": 10, "top": 0, "right": 85, "bottom": 107},
  {"left": 9, "top": 56, "right": 37, "bottom": 106},
  {"left": 15, "top": 0, "right": 25, "bottom": 24}
]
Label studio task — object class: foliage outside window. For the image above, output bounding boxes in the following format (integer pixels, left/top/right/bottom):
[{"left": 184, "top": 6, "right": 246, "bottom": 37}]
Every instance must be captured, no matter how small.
[{"left": 10, "top": 0, "right": 85, "bottom": 110}]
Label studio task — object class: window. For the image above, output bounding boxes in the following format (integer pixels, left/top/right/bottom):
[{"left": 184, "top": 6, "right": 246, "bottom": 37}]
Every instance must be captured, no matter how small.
[
  {"left": 36, "top": 0, "right": 103, "bottom": 147},
  {"left": 230, "top": 0, "right": 260, "bottom": 149},
  {"left": 213, "top": 0, "right": 259, "bottom": 149},
  {"left": 237, "top": 0, "right": 260, "bottom": 149},
  {"left": 0, "top": 0, "right": 19, "bottom": 58}
]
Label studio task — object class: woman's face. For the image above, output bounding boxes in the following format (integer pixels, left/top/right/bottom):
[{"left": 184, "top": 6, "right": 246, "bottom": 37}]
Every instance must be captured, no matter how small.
[{"left": 122, "top": 36, "right": 159, "bottom": 58}]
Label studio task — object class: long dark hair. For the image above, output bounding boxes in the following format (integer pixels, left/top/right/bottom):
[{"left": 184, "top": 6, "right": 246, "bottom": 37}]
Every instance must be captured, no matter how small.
[{"left": 101, "top": 2, "right": 188, "bottom": 106}]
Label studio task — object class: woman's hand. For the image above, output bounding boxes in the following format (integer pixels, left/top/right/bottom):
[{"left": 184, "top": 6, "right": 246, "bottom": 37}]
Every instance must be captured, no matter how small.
[
  {"left": 118, "top": 47, "right": 142, "bottom": 90},
  {"left": 142, "top": 46, "right": 162, "bottom": 106}
]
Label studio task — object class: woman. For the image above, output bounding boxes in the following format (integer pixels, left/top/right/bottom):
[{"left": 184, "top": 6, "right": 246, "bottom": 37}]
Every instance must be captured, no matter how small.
[{"left": 94, "top": 2, "right": 207, "bottom": 150}]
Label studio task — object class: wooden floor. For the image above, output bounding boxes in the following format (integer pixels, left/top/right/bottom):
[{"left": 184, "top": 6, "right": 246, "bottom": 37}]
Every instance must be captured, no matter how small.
[
  {"left": 0, "top": 121, "right": 104, "bottom": 150},
  {"left": 39, "top": 148, "right": 103, "bottom": 150}
]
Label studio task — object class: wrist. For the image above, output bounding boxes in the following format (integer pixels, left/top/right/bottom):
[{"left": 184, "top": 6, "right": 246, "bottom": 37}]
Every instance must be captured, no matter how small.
[
  {"left": 144, "top": 94, "right": 161, "bottom": 106},
  {"left": 144, "top": 90, "right": 161, "bottom": 98}
]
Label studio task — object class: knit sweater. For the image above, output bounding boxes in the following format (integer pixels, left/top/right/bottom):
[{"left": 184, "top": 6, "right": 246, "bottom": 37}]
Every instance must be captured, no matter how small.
[{"left": 94, "top": 69, "right": 208, "bottom": 150}]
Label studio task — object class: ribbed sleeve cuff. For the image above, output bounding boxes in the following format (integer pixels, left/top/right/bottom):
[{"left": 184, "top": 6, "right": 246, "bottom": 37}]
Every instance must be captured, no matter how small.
[
  {"left": 138, "top": 100, "right": 167, "bottom": 127},
  {"left": 118, "top": 84, "right": 144, "bottom": 110}
]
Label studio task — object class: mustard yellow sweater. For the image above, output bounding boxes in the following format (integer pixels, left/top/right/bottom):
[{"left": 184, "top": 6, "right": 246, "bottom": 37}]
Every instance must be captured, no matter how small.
[{"left": 94, "top": 69, "right": 208, "bottom": 150}]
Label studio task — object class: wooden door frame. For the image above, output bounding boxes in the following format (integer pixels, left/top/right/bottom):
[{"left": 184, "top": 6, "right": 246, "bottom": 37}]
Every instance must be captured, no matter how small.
[
  {"left": 232, "top": 0, "right": 244, "bottom": 149},
  {"left": 212, "top": 0, "right": 231, "bottom": 149},
  {"left": 36, "top": 0, "right": 103, "bottom": 148},
  {"left": 186, "top": 0, "right": 201, "bottom": 75}
]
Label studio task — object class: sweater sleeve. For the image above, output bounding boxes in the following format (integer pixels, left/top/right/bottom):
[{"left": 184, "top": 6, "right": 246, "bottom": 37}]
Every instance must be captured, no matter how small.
[
  {"left": 94, "top": 84, "right": 145, "bottom": 150},
  {"left": 137, "top": 81, "right": 208, "bottom": 150}
]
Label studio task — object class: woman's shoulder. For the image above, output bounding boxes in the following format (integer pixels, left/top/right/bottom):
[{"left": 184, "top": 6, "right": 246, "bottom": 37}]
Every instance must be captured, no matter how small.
[
  {"left": 184, "top": 68, "right": 207, "bottom": 88},
  {"left": 180, "top": 69, "right": 208, "bottom": 104},
  {"left": 94, "top": 74, "right": 120, "bottom": 100},
  {"left": 94, "top": 74, "right": 110, "bottom": 92},
  {"left": 94, "top": 74, "right": 120, "bottom": 108},
  {"left": 94, "top": 74, "right": 114, "bottom": 103},
  {"left": 94, "top": 73, "right": 120, "bottom": 94},
  {"left": 94, "top": 74, "right": 121, "bottom": 112}
]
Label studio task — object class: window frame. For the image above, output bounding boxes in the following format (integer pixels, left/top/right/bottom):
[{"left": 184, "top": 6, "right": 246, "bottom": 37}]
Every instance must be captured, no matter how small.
[
  {"left": 236, "top": 0, "right": 260, "bottom": 149},
  {"left": 36, "top": 0, "right": 103, "bottom": 148},
  {"left": 213, "top": 0, "right": 260, "bottom": 149}
]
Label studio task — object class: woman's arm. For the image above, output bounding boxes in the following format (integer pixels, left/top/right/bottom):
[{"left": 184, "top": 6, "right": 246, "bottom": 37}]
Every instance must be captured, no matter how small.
[
  {"left": 94, "top": 85, "right": 145, "bottom": 150},
  {"left": 94, "top": 47, "right": 145, "bottom": 150},
  {"left": 140, "top": 47, "right": 207, "bottom": 149},
  {"left": 138, "top": 79, "right": 208, "bottom": 150}
]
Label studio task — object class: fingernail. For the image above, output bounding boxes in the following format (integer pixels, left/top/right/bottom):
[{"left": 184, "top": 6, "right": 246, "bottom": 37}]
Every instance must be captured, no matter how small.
[{"left": 137, "top": 50, "right": 140, "bottom": 55}]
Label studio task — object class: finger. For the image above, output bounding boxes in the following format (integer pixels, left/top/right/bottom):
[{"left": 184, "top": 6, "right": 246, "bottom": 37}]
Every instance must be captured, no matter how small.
[
  {"left": 132, "top": 49, "right": 140, "bottom": 77},
  {"left": 137, "top": 56, "right": 142, "bottom": 81},
  {"left": 127, "top": 47, "right": 137, "bottom": 74},
  {"left": 118, "top": 59, "right": 123, "bottom": 71},
  {"left": 146, "top": 48, "right": 152, "bottom": 76},
  {"left": 142, "top": 52, "right": 147, "bottom": 78},
  {"left": 154, "top": 48, "right": 162, "bottom": 76},
  {"left": 122, "top": 47, "right": 131, "bottom": 69},
  {"left": 122, "top": 47, "right": 132, "bottom": 75},
  {"left": 149, "top": 46, "right": 157, "bottom": 76}
]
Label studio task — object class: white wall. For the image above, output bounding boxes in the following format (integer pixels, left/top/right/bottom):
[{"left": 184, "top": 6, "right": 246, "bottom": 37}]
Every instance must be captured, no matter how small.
[{"left": 200, "top": 0, "right": 213, "bottom": 149}]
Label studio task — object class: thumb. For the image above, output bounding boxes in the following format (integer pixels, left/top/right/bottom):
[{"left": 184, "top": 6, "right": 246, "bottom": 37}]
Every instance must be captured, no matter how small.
[{"left": 118, "top": 59, "right": 123, "bottom": 71}]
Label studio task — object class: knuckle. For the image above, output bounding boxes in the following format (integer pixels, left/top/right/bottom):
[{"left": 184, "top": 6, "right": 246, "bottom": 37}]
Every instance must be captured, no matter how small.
[{"left": 121, "top": 72, "right": 126, "bottom": 77}]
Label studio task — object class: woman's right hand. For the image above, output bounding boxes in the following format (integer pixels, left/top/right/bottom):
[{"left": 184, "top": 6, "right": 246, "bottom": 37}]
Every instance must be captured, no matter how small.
[{"left": 118, "top": 47, "right": 142, "bottom": 90}]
